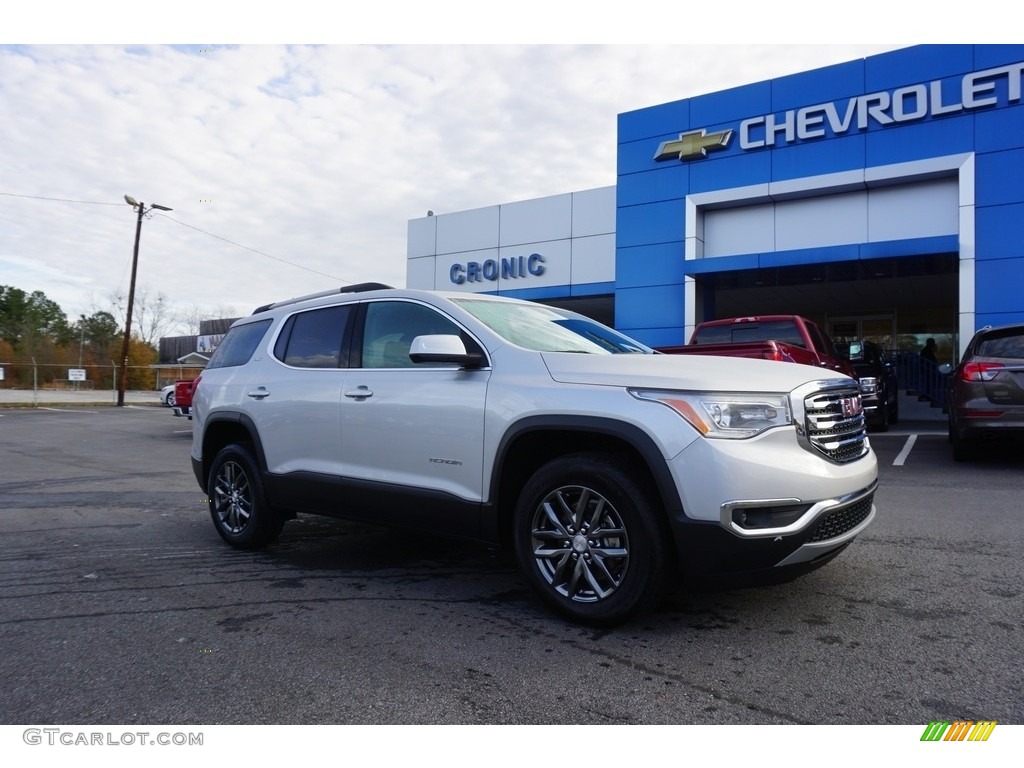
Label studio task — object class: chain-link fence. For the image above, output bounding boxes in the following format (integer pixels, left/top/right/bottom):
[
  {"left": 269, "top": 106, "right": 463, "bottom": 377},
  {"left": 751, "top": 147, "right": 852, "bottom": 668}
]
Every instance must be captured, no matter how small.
[{"left": 0, "top": 360, "right": 158, "bottom": 395}]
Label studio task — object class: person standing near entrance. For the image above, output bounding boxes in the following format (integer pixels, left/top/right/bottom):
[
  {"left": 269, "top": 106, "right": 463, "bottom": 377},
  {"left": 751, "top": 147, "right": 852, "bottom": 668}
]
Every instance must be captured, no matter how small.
[{"left": 921, "top": 338, "right": 938, "bottom": 364}]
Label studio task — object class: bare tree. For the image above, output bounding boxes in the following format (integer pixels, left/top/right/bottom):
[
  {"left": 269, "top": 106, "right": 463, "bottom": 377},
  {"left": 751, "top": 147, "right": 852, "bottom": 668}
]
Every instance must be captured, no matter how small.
[
  {"left": 175, "top": 304, "right": 206, "bottom": 337},
  {"left": 108, "top": 288, "right": 176, "bottom": 345},
  {"left": 172, "top": 303, "right": 240, "bottom": 337}
]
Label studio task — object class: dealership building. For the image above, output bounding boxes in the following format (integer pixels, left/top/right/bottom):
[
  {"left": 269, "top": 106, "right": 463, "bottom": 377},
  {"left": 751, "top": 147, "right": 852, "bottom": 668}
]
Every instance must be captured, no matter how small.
[{"left": 406, "top": 44, "right": 1024, "bottom": 363}]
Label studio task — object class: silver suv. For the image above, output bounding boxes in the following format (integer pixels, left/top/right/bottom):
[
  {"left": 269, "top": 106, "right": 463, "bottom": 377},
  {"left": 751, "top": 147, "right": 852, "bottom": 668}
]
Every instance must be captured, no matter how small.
[{"left": 190, "top": 284, "right": 877, "bottom": 625}]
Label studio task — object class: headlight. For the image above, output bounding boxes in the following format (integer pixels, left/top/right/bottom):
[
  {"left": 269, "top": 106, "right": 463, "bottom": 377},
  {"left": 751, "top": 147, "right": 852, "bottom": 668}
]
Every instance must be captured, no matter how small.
[
  {"left": 859, "top": 376, "right": 878, "bottom": 394},
  {"left": 630, "top": 389, "right": 792, "bottom": 439}
]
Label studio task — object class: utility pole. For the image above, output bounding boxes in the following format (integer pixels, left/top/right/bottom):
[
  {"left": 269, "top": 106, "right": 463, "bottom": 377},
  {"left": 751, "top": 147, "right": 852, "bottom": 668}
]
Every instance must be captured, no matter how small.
[{"left": 118, "top": 195, "right": 171, "bottom": 406}]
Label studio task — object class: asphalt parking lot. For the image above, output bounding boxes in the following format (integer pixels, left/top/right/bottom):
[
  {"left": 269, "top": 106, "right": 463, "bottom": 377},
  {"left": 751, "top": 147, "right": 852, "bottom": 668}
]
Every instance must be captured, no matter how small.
[{"left": 0, "top": 402, "right": 1021, "bottom": 727}]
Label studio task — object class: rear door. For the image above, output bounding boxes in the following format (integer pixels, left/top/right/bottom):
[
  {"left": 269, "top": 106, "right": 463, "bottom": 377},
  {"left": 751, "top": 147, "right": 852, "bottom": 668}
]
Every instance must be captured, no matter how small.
[{"left": 253, "top": 303, "right": 354, "bottom": 476}]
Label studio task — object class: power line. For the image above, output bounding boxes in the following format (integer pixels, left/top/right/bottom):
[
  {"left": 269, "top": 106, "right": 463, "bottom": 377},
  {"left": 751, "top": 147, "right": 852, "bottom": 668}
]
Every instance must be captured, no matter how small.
[
  {"left": 0, "top": 191, "right": 121, "bottom": 206},
  {"left": 0, "top": 190, "right": 352, "bottom": 284},
  {"left": 155, "top": 213, "right": 350, "bottom": 283}
]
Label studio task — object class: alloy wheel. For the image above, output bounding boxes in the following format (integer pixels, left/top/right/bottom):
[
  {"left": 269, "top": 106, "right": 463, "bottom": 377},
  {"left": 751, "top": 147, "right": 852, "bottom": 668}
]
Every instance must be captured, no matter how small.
[{"left": 528, "top": 485, "right": 630, "bottom": 603}]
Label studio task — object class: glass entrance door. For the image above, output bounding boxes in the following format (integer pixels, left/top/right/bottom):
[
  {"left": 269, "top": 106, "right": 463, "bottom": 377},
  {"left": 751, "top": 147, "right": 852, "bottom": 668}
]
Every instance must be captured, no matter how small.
[{"left": 829, "top": 316, "right": 895, "bottom": 353}]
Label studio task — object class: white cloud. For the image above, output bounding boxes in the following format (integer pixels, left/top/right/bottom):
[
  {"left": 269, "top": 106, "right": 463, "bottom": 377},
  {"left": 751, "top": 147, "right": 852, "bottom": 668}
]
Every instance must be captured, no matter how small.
[{"left": 1, "top": 41, "right": 907, "bottom": 332}]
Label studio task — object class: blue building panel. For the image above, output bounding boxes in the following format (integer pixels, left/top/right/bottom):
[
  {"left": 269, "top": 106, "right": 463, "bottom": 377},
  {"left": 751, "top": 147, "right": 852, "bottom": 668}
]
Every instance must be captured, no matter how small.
[
  {"left": 973, "top": 44, "right": 1024, "bottom": 69},
  {"left": 688, "top": 151, "right": 772, "bottom": 194},
  {"left": 860, "top": 236, "right": 959, "bottom": 260},
  {"left": 865, "top": 112, "right": 974, "bottom": 168},
  {"left": 616, "top": 166, "right": 689, "bottom": 208},
  {"left": 615, "top": 285, "right": 683, "bottom": 330},
  {"left": 758, "top": 245, "right": 860, "bottom": 269},
  {"left": 570, "top": 281, "right": 615, "bottom": 297},
  {"left": 618, "top": 99, "right": 689, "bottom": 144},
  {"left": 975, "top": 102, "right": 1024, "bottom": 153},
  {"left": 618, "top": 136, "right": 673, "bottom": 176},
  {"left": 975, "top": 257, "right": 1024, "bottom": 313},
  {"left": 864, "top": 45, "right": 975, "bottom": 91},
  {"left": 690, "top": 80, "right": 772, "bottom": 127},
  {"left": 616, "top": 243, "right": 687, "bottom": 289},
  {"left": 770, "top": 133, "right": 867, "bottom": 181},
  {"left": 498, "top": 285, "right": 575, "bottom": 302},
  {"left": 615, "top": 199, "right": 685, "bottom": 249},
  {"left": 627, "top": 326, "right": 687, "bottom": 349},
  {"left": 771, "top": 59, "right": 867, "bottom": 112},
  {"left": 975, "top": 203, "right": 1024, "bottom": 260},
  {"left": 684, "top": 254, "right": 761, "bottom": 275},
  {"left": 975, "top": 148, "right": 1024, "bottom": 207},
  {"left": 976, "top": 310, "right": 1024, "bottom": 329}
]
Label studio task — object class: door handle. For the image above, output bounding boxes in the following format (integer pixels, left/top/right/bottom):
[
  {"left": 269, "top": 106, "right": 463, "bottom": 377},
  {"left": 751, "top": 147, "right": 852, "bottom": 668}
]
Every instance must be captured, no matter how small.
[
  {"left": 246, "top": 387, "right": 270, "bottom": 400},
  {"left": 344, "top": 386, "right": 373, "bottom": 400}
]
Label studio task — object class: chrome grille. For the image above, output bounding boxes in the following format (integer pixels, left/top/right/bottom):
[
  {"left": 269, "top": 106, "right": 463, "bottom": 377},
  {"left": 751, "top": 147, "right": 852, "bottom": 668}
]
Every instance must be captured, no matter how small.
[
  {"left": 803, "top": 385, "right": 868, "bottom": 463},
  {"left": 808, "top": 494, "right": 874, "bottom": 542}
]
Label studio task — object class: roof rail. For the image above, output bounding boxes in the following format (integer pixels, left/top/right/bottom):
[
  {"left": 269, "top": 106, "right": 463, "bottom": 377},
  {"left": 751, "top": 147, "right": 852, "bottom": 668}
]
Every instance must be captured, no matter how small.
[{"left": 251, "top": 282, "right": 393, "bottom": 314}]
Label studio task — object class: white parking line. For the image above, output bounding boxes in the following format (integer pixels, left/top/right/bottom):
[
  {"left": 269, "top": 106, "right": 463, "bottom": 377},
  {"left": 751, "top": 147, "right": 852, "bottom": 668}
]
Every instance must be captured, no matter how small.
[{"left": 893, "top": 434, "right": 918, "bottom": 466}]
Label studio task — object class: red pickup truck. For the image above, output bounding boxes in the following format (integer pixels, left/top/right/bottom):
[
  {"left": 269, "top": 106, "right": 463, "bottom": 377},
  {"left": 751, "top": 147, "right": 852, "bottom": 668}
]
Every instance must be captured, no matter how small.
[
  {"left": 172, "top": 376, "right": 199, "bottom": 419},
  {"left": 658, "top": 315, "right": 858, "bottom": 379}
]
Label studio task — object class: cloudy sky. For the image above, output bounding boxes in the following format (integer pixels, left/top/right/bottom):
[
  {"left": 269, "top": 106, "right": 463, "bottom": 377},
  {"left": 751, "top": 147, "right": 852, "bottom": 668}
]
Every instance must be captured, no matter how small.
[{"left": 1, "top": 7, "right": 920, "bottom": 334}]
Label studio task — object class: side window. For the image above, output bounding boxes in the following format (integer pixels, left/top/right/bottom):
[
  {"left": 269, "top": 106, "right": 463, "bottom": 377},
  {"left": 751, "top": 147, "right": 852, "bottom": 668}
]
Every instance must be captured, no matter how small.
[
  {"left": 273, "top": 305, "right": 352, "bottom": 368},
  {"left": 809, "top": 324, "right": 833, "bottom": 356},
  {"left": 360, "top": 301, "right": 465, "bottom": 369},
  {"left": 206, "top": 320, "right": 272, "bottom": 369}
]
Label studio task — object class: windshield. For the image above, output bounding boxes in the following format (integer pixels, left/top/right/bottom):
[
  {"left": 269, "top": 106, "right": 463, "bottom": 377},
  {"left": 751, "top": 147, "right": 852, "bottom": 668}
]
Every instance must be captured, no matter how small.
[{"left": 453, "top": 298, "right": 652, "bottom": 354}]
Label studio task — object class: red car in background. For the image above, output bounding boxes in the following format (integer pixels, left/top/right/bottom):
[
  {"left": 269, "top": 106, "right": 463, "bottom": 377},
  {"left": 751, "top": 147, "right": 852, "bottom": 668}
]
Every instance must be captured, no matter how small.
[
  {"left": 171, "top": 377, "right": 199, "bottom": 420},
  {"left": 658, "top": 315, "right": 858, "bottom": 380}
]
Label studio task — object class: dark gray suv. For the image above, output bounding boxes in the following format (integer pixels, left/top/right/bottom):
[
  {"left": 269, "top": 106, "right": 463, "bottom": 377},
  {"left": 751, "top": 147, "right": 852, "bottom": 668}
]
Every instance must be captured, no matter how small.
[{"left": 948, "top": 323, "right": 1024, "bottom": 461}]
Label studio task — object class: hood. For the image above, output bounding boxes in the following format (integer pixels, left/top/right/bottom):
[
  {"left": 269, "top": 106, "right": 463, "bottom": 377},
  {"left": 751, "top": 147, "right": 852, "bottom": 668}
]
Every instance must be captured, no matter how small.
[{"left": 541, "top": 351, "right": 854, "bottom": 393}]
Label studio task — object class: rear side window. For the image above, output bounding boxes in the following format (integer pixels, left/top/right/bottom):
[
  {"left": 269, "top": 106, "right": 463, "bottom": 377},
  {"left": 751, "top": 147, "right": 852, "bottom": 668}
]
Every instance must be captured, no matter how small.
[
  {"left": 273, "top": 305, "right": 353, "bottom": 368},
  {"left": 977, "top": 329, "right": 1024, "bottom": 359},
  {"left": 207, "top": 320, "right": 272, "bottom": 369},
  {"left": 693, "top": 320, "right": 805, "bottom": 348}
]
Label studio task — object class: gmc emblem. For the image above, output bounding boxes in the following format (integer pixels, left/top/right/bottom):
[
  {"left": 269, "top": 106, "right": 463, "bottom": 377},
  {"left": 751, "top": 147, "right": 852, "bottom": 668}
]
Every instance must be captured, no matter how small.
[{"left": 840, "top": 396, "right": 863, "bottom": 418}]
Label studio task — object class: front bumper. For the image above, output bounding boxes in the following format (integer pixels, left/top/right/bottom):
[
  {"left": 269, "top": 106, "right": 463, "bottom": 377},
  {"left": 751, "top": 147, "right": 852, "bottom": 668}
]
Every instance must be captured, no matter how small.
[{"left": 664, "top": 424, "right": 877, "bottom": 577}]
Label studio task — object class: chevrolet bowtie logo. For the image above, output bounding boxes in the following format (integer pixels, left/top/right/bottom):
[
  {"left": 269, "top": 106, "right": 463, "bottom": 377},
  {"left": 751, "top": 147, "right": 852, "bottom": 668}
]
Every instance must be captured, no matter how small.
[{"left": 654, "top": 128, "right": 733, "bottom": 161}]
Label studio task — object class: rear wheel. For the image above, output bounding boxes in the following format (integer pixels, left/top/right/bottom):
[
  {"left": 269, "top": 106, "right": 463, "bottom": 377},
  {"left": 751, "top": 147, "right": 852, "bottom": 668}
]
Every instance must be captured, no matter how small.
[
  {"left": 513, "top": 452, "right": 668, "bottom": 626},
  {"left": 207, "top": 443, "right": 284, "bottom": 548},
  {"left": 949, "top": 415, "right": 978, "bottom": 462},
  {"left": 951, "top": 429, "right": 979, "bottom": 462}
]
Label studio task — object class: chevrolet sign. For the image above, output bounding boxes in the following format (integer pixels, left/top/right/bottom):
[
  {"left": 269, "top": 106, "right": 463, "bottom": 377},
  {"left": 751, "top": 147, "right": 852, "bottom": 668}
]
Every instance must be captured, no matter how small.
[
  {"left": 654, "top": 129, "right": 732, "bottom": 161},
  {"left": 655, "top": 61, "right": 1024, "bottom": 162}
]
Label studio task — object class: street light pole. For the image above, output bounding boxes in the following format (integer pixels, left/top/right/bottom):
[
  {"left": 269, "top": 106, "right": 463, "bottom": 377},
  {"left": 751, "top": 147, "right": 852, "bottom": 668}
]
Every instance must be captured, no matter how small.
[{"left": 118, "top": 195, "right": 172, "bottom": 407}]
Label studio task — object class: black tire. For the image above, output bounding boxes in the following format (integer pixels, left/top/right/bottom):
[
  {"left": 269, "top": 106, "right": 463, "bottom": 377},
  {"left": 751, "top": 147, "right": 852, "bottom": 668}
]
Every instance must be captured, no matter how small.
[
  {"left": 951, "top": 427, "right": 978, "bottom": 462},
  {"left": 889, "top": 392, "right": 899, "bottom": 424},
  {"left": 874, "top": 402, "right": 889, "bottom": 432},
  {"left": 207, "top": 443, "right": 284, "bottom": 548},
  {"left": 167, "top": 392, "right": 176, "bottom": 407},
  {"left": 512, "top": 452, "right": 668, "bottom": 626}
]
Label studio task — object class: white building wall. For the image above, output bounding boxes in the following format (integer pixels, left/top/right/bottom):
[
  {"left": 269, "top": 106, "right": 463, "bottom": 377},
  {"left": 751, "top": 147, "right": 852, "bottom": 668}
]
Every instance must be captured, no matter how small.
[{"left": 407, "top": 187, "right": 615, "bottom": 295}]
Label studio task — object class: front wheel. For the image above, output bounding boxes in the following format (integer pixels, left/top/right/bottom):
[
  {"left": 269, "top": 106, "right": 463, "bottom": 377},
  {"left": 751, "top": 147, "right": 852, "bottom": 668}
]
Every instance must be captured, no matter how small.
[
  {"left": 207, "top": 443, "right": 284, "bottom": 548},
  {"left": 513, "top": 453, "right": 668, "bottom": 626}
]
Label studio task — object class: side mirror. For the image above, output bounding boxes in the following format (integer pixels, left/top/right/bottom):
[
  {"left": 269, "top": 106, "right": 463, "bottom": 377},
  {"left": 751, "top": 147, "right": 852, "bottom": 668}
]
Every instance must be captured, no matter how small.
[
  {"left": 938, "top": 363, "right": 953, "bottom": 375},
  {"left": 409, "top": 334, "right": 484, "bottom": 368}
]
